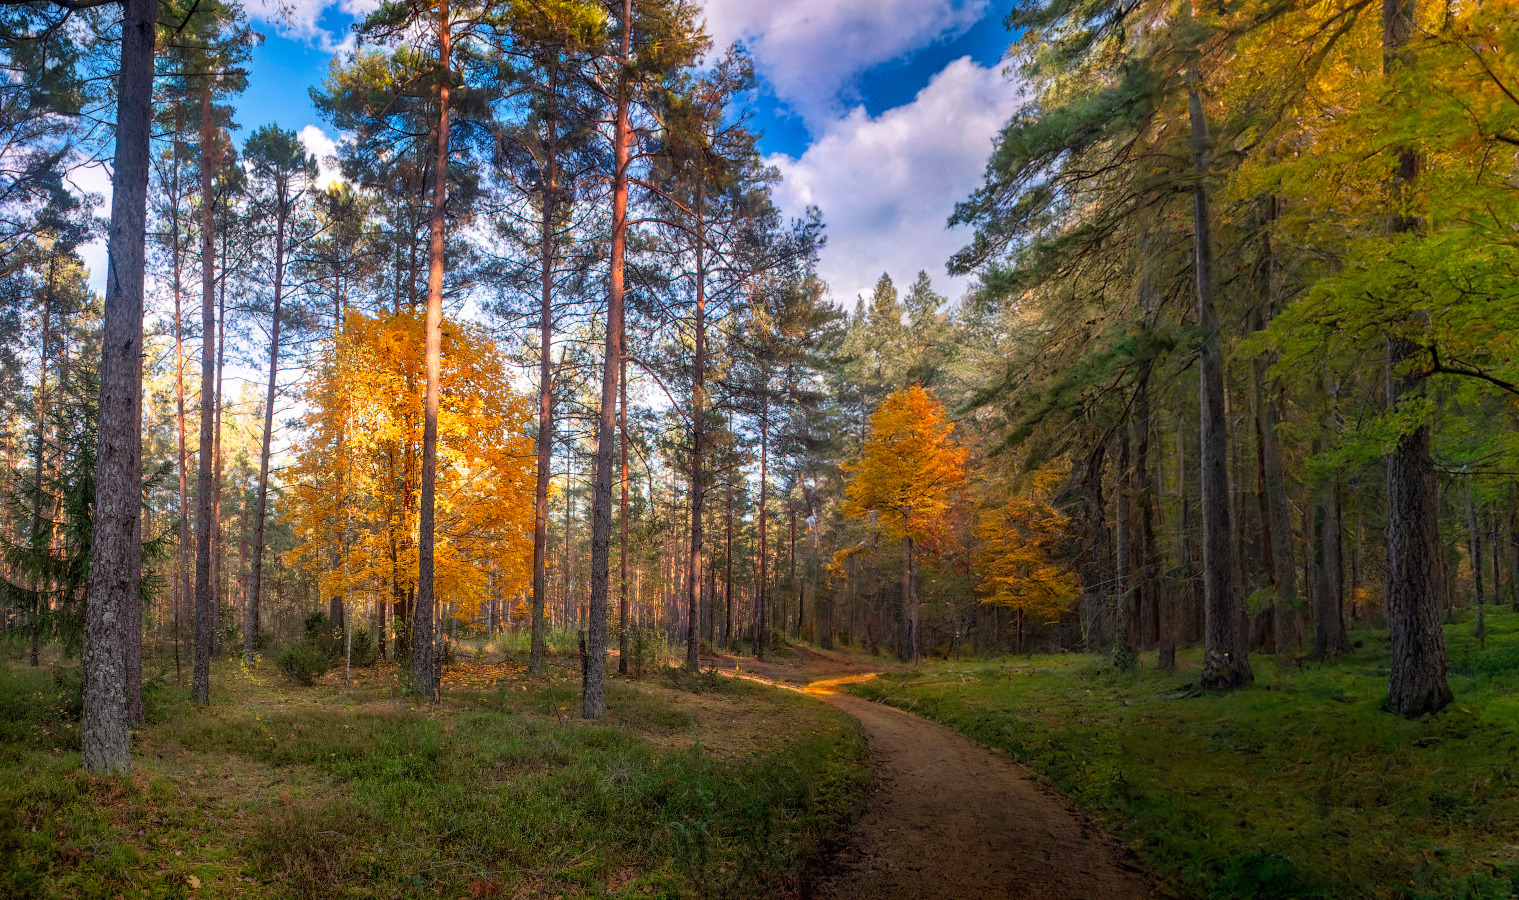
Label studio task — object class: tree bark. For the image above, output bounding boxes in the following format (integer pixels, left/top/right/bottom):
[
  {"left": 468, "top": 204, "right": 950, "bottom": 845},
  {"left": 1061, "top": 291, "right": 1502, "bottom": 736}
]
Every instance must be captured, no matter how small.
[
  {"left": 754, "top": 382, "right": 769, "bottom": 660},
  {"left": 1189, "top": 74, "right": 1252, "bottom": 690},
  {"left": 685, "top": 186, "right": 706, "bottom": 670},
  {"left": 171, "top": 116, "right": 190, "bottom": 685},
  {"left": 83, "top": 0, "right": 156, "bottom": 773},
  {"left": 530, "top": 67, "right": 558, "bottom": 676},
  {"left": 192, "top": 83, "right": 217, "bottom": 705},
  {"left": 619, "top": 341, "right": 630, "bottom": 673},
  {"left": 584, "top": 0, "right": 632, "bottom": 718},
  {"left": 1466, "top": 478, "right": 1486, "bottom": 649},
  {"left": 245, "top": 175, "right": 287, "bottom": 663},
  {"left": 1114, "top": 428, "right": 1135, "bottom": 668},
  {"left": 414, "top": 0, "right": 451, "bottom": 702},
  {"left": 1382, "top": 0, "right": 1451, "bottom": 717}
]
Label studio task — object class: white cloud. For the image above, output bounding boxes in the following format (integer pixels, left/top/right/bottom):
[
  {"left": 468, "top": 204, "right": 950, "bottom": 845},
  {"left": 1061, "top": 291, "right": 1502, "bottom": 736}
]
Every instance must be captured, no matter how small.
[
  {"left": 703, "top": 0, "right": 987, "bottom": 128},
  {"left": 242, "top": 0, "right": 374, "bottom": 53},
  {"left": 298, "top": 124, "right": 343, "bottom": 189},
  {"left": 768, "top": 57, "right": 1020, "bottom": 304}
]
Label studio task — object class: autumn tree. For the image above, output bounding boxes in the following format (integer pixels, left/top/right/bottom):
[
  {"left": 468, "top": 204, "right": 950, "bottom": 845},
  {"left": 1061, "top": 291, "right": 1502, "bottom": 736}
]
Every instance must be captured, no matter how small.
[
  {"left": 286, "top": 309, "right": 535, "bottom": 648},
  {"left": 844, "top": 385, "right": 966, "bottom": 662},
  {"left": 974, "top": 465, "right": 1080, "bottom": 652}
]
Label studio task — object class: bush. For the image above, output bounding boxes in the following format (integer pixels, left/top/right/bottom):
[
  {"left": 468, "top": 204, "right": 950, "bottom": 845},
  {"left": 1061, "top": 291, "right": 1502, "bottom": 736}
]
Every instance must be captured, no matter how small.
[
  {"left": 345, "top": 628, "right": 379, "bottom": 668},
  {"left": 278, "top": 641, "right": 332, "bottom": 686},
  {"left": 303, "top": 611, "right": 333, "bottom": 642}
]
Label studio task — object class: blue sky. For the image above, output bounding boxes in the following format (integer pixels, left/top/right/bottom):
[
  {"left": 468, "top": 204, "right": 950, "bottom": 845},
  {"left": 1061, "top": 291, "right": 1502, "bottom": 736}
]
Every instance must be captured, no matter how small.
[{"left": 231, "top": 0, "right": 1022, "bottom": 303}]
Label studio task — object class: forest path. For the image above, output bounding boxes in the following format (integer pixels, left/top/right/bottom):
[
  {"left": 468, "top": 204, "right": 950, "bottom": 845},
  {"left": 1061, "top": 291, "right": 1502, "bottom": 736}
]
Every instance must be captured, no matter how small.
[{"left": 701, "top": 648, "right": 1154, "bottom": 900}]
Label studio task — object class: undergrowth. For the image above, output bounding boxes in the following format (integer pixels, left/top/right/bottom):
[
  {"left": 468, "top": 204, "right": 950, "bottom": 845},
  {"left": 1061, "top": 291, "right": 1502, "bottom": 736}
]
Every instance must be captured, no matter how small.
[{"left": 0, "top": 652, "right": 867, "bottom": 899}]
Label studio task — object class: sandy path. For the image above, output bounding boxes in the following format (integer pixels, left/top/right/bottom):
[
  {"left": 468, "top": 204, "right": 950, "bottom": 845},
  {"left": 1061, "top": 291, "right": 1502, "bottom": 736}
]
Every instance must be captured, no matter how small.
[{"left": 704, "top": 649, "right": 1153, "bottom": 900}]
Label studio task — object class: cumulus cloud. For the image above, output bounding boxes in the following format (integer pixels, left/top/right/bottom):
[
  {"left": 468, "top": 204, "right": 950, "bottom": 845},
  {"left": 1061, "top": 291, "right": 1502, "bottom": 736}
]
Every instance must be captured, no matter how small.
[
  {"left": 242, "top": 0, "right": 375, "bottom": 53},
  {"left": 704, "top": 0, "right": 987, "bottom": 128},
  {"left": 298, "top": 124, "right": 343, "bottom": 189},
  {"left": 768, "top": 57, "right": 1020, "bottom": 304}
]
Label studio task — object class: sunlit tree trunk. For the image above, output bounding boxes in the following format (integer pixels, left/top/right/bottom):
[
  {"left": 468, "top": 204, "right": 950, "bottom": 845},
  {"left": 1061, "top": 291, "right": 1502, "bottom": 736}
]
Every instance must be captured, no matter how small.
[
  {"left": 585, "top": 0, "right": 633, "bottom": 718},
  {"left": 414, "top": 0, "right": 452, "bottom": 701},
  {"left": 170, "top": 117, "right": 190, "bottom": 685},
  {"left": 619, "top": 344, "right": 630, "bottom": 673}
]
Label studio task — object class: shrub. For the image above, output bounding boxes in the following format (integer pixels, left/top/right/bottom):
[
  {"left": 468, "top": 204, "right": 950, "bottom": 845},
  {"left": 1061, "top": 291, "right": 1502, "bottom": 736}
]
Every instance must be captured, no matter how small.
[
  {"left": 278, "top": 641, "right": 332, "bottom": 686},
  {"left": 345, "top": 628, "right": 379, "bottom": 668}
]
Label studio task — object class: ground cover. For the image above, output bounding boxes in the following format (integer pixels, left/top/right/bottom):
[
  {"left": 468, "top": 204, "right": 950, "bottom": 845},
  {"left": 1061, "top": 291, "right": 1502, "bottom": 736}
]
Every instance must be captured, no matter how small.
[{"left": 0, "top": 642, "right": 868, "bottom": 900}]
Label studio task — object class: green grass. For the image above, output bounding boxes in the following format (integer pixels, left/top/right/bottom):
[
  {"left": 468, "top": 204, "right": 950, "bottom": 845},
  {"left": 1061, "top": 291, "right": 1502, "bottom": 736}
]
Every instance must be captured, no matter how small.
[
  {"left": 848, "top": 605, "right": 1519, "bottom": 900},
  {"left": 0, "top": 651, "right": 868, "bottom": 899}
]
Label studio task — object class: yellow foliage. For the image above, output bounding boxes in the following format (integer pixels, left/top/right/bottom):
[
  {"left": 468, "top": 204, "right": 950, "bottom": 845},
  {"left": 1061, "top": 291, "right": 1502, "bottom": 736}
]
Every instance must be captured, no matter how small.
[
  {"left": 972, "top": 465, "right": 1080, "bottom": 626},
  {"left": 285, "top": 309, "right": 536, "bottom": 622},
  {"left": 843, "top": 385, "right": 968, "bottom": 550}
]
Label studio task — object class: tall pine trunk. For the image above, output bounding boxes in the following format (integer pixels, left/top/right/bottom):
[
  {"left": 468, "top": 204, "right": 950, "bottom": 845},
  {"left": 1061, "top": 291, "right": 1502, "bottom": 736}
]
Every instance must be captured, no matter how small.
[
  {"left": 685, "top": 188, "right": 706, "bottom": 670},
  {"left": 1381, "top": 0, "right": 1451, "bottom": 717},
  {"left": 414, "top": 0, "right": 452, "bottom": 701},
  {"left": 619, "top": 345, "right": 630, "bottom": 673},
  {"left": 82, "top": 0, "right": 156, "bottom": 773},
  {"left": 1188, "top": 73, "right": 1251, "bottom": 689},
  {"left": 585, "top": 0, "right": 632, "bottom": 718},
  {"left": 754, "top": 383, "right": 769, "bottom": 660},
  {"left": 171, "top": 120, "right": 190, "bottom": 684},
  {"left": 192, "top": 84, "right": 217, "bottom": 705},
  {"left": 245, "top": 173, "right": 287, "bottom": 662},
  {"left": 530, "top": 70, "right": 558, "bottom": 676}
]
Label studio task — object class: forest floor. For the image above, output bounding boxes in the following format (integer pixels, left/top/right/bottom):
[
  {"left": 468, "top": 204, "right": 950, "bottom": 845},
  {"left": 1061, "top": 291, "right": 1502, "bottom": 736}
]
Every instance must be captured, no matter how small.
[
  {"left": 701, "top": 646, "right": 1154, "bottom": 899},
  {"left": 843, "top": 607, "right": 1519, "bottom": 899},
  {"left": 0, "top": 642, "right": 868, "bottom": 900}
]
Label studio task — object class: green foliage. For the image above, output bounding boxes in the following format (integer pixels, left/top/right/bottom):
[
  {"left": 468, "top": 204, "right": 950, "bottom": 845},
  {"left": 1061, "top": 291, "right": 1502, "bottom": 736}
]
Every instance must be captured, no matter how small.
[
  {"left": 346, "top": 627, "right": 379, "bottom": 668},
  {"left": 849, "top": 607, "right": 1519, "bottom": 899},
  {"left": 276, "top": 642, "right": 332, "bottom": 687},
  {"left": 278, "top": 612, "right": 338, "bottom": 685}
]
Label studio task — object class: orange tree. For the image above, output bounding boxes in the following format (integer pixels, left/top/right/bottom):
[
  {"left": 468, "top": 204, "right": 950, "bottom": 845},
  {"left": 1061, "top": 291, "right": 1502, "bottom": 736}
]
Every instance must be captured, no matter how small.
[
  {"left": 286, "top": 309, "right": 535, "bottom": 649},
  {"left": 973, "top": 465, "right": 1080, "bottom": 651},
  {"left": 843, "top": 385, "right": 967, "bottom": 662}
]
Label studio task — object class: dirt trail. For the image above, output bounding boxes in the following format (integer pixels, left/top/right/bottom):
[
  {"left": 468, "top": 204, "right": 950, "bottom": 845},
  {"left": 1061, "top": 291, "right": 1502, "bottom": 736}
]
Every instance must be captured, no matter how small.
[{"left": 703, "top": 648, "right": 1153, "bottom": 900}]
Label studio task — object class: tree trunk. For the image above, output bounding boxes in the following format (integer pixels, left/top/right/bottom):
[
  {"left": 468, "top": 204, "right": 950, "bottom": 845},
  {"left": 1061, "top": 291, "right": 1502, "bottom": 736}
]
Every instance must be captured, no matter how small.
[
  {"left": 246, "top": 185, "right": 286, "bottom": 663},
  {"left": 171, "top": 117, "right": 190, "bottom": 685},
  {"left": 724, "top": 475, "right": 734, "bottom": 651},
  {"left": 1114, "top": 427, "right": 1135, "bottom": 668},
  {"left": 83, "top": 0, "right": 155, "bottom": 773},
  {"left": 1466, "top": 478, "right": 1486, "bottom": 649},
  {"left": 584, "top": 0, "right": 632, "bottom": 718},
  {"left": 685, "top": 189, "right": 706, "bottom": 670},
  {"left": 1382, "top": 0, "right": 1451, "bottom": 717},
  {"left": 414, "top": 0, "right": 451, "bottom": 702},
  {"left": 530, "top": 68, "right": 557, "bottom": 676},
  {"left": 213, "top": 204, "right": 229, "bottom": 659},
  {"left": 755, "top": 383, "right": 769, "bottom": 660},
  {"left": 1258, "top": 367, "right": 1300, "bottom": 665},
  {"left": 192, "top": 83, "right": 218, "bottom": 705},
  {"left": 1189, "top": 74, "right": 1251, "bottom": 690},
  {"left": 619, "top": 332, "right": 630, "bottom": 674}
]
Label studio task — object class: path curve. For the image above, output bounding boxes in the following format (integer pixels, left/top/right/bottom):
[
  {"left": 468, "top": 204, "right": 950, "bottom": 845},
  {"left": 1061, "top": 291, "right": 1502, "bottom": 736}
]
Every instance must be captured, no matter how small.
[{"left": 704, "top": 649, "right": 1153, "bottom": 900}]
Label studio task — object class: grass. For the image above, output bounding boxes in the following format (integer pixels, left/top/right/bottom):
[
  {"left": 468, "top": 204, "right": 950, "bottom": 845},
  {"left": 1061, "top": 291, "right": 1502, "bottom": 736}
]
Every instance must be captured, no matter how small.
[
  {"left": 848, "top": 605, "right": 1519, "bottom": 900},
  {"left": 0, "top": 643, "right": 868, "bottom": 899}
]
